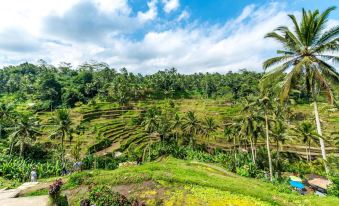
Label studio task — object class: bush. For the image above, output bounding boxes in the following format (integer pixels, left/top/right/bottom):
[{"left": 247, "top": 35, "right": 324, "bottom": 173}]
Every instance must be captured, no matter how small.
[
  {"left": 0, "top": 154, "right": 62, "bottom": 182},
  {"left": 68, "top": 172, "right": 93, "bottom": 187},
  {"left": 89, "top": 185, "right": 130, "bottom": 206},
  {"left": 48, "top": 179, "right": 64, "bottom": 205},
  {"left": 328, "top": 176, "right": 339, "bottom": 197}
]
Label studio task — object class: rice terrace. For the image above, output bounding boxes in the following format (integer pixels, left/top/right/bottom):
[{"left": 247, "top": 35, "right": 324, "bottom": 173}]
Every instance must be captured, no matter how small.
[{"left": 0, "top": 0, "right": 338, "bottom": 206}]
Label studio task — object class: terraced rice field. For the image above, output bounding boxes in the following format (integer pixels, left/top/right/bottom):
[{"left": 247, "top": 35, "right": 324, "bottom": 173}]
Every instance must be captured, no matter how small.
[{"left": 79, "top": 107, "right": 159, "bottom": 157}]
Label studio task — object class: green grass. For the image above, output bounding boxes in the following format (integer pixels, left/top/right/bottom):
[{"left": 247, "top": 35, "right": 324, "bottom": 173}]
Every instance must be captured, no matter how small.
[
  {"left": 0, "top": 177, "right": 19, "bottom": 189},
  {"left": 63, "top": 158, "right": 339, "bottom": 206}
]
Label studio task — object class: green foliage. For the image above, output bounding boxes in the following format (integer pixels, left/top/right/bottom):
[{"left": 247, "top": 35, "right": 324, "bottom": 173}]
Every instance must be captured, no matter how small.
[
  {"left": 89, "top": 185, "right": 130, "bottom": 206},
  {"left": 328, "top": 176, "right": 339, "bottom": 197},
  {"left": 0, "top": 154, "right": 62, "bottom": 181}
]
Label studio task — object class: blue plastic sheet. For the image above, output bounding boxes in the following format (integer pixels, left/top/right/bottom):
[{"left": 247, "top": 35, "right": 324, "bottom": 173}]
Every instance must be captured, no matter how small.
[{"left": 289, "top": 180, "right": 305, "bottom": 189}]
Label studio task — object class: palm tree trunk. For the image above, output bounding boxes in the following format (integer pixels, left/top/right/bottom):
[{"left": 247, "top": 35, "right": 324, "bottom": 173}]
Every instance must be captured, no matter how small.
[
  {"left": 313, "top": 100, "right": 329, "bottom": 173},
  {"left": 305, "top": 145, "right": 309, "bottom": 162},
  {"left": 265, "top": 113, "right": 273, "bottom": 182},
  {"left": 250, "top": 139, "right": 256, "bottom": 165},
  {"left": 61, "top": 131, "right": 65, "bottom": 164},
  {"left": 233, "top": 135, "right": 237, "bottom": 160},
  {"left": 308, "top": 141, "right": 311, "bottom": 162},
  {"left": 20, "top": 141, "right": 24, "bottom": 157}
]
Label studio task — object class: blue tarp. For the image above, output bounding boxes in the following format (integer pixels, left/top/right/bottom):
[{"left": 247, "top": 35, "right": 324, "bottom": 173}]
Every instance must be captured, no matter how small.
[{"left": 289, "top": 180, "right": 305, "bottom": 189}]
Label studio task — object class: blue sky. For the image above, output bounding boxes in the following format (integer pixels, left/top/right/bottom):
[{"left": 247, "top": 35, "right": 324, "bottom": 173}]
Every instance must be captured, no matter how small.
[{"left": 0, "top": 0, "right": 338, "bottom": 73}]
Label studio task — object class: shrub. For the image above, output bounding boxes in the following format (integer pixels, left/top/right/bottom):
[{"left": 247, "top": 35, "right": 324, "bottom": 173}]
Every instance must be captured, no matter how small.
[
  {"left": 328, "top": 176, "right": 339, "bottom": 197},
  {"left": 89, "top": 185, "right": 129, "bottom": 206},
  {"left": 48, "top": 179, "right": 63, "bottom": 205}
]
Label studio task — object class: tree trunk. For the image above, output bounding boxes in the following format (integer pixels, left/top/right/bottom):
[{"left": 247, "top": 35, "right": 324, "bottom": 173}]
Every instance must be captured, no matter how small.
[
  {"left": 265, "top": 113, "right": 273, "bottom": 182},
  {"left": 20, "top": 141, "right": 24, "bottom": 157},
  {"left": 233, "top": 135, "right": 237, "bottom": 160},
  {"left": 313, "top": 100, "right": 329, "bottom": 173},
  {"left": 305, "top": 144, "right": 309, "bottom": 162},
  {"left": 308, "top": 141, "right": 311, "bottom": 162},
  {"left": 250, "top": 139, "right": 256, "bottom": 165},
  {"left": 61, "top": 132, "right": 65, "bottom": 164}
]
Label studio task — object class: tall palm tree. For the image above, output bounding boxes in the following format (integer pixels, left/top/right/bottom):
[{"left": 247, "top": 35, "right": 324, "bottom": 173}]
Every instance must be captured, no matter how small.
[
  {"left": 292, "top": 121, "right": 320, "bottom": 162},
  {"left": 171, "top": 113, "right": 182, "bottom": 142},
  {"left": 182, "top": 111, "right": 201, "bottom": 148},
  {"left": 261, "top": 7, "right": 339, "bottom": 173},
  {"left": 224, "top": 121, "right": 241, "bottom": 160},
  {"left": 141, "top": 107, "right": 160, "bottom": 134},
  {"left": 256, "top": 97, "right": 274, "bottom": 181},
  {"left": 50, "top": 108, "right": 72, "bottom": 164},
  {"left": 202, "top": 116, "right": 218, "bottom": 147},
  {"left": 8, "top": 114, "right": 40, "bottom": 157},
  {"left": 239, "top": 110, "right": 263, "bottom": 165}
]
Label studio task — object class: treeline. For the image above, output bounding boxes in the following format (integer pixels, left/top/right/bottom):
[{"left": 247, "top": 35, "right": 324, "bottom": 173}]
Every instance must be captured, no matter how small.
[{"left": 0, "top": 62, "right": 261, "bottom": 109}]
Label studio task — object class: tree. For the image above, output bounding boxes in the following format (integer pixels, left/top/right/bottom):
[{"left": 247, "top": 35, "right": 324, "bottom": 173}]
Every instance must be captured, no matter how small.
[
  {"left": 256, "top": 97, "right": 274, "bottom": 181},
  {"left": 182, "top": 111, "right": 201, "bottom": 148},
  {"left": 224, "top": 121, "right": 241, "bottom": 161},
  {"left": 50, "top": 109, "right": 72, "bottom": 164},
  {"left": 8, "top": 114, "right": 40, "bottom": 157},
  {"left": 202, "top": 116, "right": 218, "bottom": 147},
  {"left": 0, "top": 103, "right": 15, "bottom": 138},
  {"left": 171, "top": 113, "right": 181, "bottom": 142},
  {"left": 239, "top": 109, "right": 263, "bottom": 165},
  {"left": 261, "top": 7, "right": 339, "bottom": 173},
  {"left": 292, "top": 121, "right": 320, "bottom": 162}
]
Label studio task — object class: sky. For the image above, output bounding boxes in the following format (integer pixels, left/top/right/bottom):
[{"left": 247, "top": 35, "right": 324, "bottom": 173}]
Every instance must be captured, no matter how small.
[{"left": 0, "top": 0, "right": 338, "bottom": 74}]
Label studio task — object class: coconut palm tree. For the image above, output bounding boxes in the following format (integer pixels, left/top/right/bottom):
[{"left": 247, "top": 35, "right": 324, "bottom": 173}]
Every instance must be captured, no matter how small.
[
  {"left": 256, "top": 97, "right": 274, "bottom": 181},
  {"left": 239, "top": 110, "right": 263, "bottom": 165},
  {"left": 224, "top": 121, "right": 241, "bottom": 160},
  {"left": 261, "top": 7, "right": 339, "bottom": 173},
  {"left": 182, "top": 111, "right": 201, "bottom": 148},
  {"left": 292, "top": 121, "right": 320, "bottom": 162},
  {"left": 8, "top": 114, "right": 40, "bottom": 157},
  {"left": 171, "top": 113, "right": 182, "bottom": 142},
  {"left": 49, "top": 108, "right": 72, "bottom": 164},
  {"left": 202, "top": 116, "right": 218, "bottom": 147}
]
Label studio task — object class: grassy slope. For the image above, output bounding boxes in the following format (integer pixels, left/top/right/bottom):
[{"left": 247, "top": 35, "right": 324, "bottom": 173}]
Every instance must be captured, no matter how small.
[{"left": 57, "top": 158, "right": 338, "bottom": 206}]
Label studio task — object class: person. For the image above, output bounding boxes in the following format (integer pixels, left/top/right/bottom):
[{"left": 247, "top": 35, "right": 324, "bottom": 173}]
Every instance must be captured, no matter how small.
[
  {"left": 73, "top": 161, "right": 83, "bottom": 172},
  {"left": 31, "top": 168, "right": 37, "bottom": 182},
  {"left": 61, "top": 165, "right": 68, "bottom": 176}
]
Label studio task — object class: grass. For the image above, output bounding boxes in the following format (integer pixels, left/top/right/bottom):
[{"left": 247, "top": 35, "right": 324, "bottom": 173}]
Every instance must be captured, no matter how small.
[
  {"left": 61, "top": 157, "right": 339, "bottom": 206},
  {"left": 0, "top": 176, "right": 19, "bottom": 189}
]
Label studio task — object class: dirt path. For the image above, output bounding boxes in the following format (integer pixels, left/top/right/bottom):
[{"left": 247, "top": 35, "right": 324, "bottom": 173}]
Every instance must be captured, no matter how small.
[
  {"left": 0, "top": 182, "right": 48, "bottom": 206},
  {"left": 0, "top": 195, "right": 48, "bottom": 206}
]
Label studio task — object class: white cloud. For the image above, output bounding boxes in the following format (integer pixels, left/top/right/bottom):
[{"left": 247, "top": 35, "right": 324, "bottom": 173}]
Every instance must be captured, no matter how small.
[
  {"left": 177, "top": 10, "right": 189, "bottom": 21},
  {"left": 137, "top": 0, "right": 158, "bottom": 22},
  {"left": 1, "top": 1, "right": 338, "bottom": 74},
  {"left": 162, "top": 0, "right": 180, "bottom": 13}
]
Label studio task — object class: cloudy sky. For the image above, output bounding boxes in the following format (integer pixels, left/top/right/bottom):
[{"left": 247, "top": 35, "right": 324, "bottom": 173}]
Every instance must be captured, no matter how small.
[{"left": 0, "top": 0, "right": 338, "bottom": 73}]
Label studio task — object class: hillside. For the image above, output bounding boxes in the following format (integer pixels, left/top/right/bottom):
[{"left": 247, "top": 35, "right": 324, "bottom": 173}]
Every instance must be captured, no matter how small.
[
  {"left": 20, "top": 158, "right": 339, "bottom": 206},
  {"left": 32, "top": 99, "right": 339, "bottom": 159}
]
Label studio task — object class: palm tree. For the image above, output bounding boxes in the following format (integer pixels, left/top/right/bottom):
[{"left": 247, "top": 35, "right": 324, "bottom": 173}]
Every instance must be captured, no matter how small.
[
  {"left": 261, "top": 7, "right": 339, "bottom": 173},
  {"left": 224, "top": 121, "right": 241, "bottom": 160},
  {"left": 257, "top": 97, "right": 274, "bottom": 181},
  {"left": 202, "top": 116, "right": 218, "bottom": 147},
  {"left": 141, "top": 107, "right": 160, "bottom": 134},
  {"left": 292, "top": 122, "right": 320, "bottom": 162},
  {"left": 182, "top": 111, "right": 201, "bottom": 148},
  {"left": 171, "top": 113, "right": 181, "bottom": 142},
  {"left": 8, "top": 114, "right": 40, "bottom": 157},
  {"left": 50, "top": 108, "right": 72, "bottom": 164},
  {"left": 239, "top": 110, "right": 263, "bottom": 165}
]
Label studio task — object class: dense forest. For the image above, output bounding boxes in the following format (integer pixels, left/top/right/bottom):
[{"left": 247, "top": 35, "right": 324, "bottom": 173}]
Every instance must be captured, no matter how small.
[{"left": 0, "top": 62, "right": 263, "bottom": 108}]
